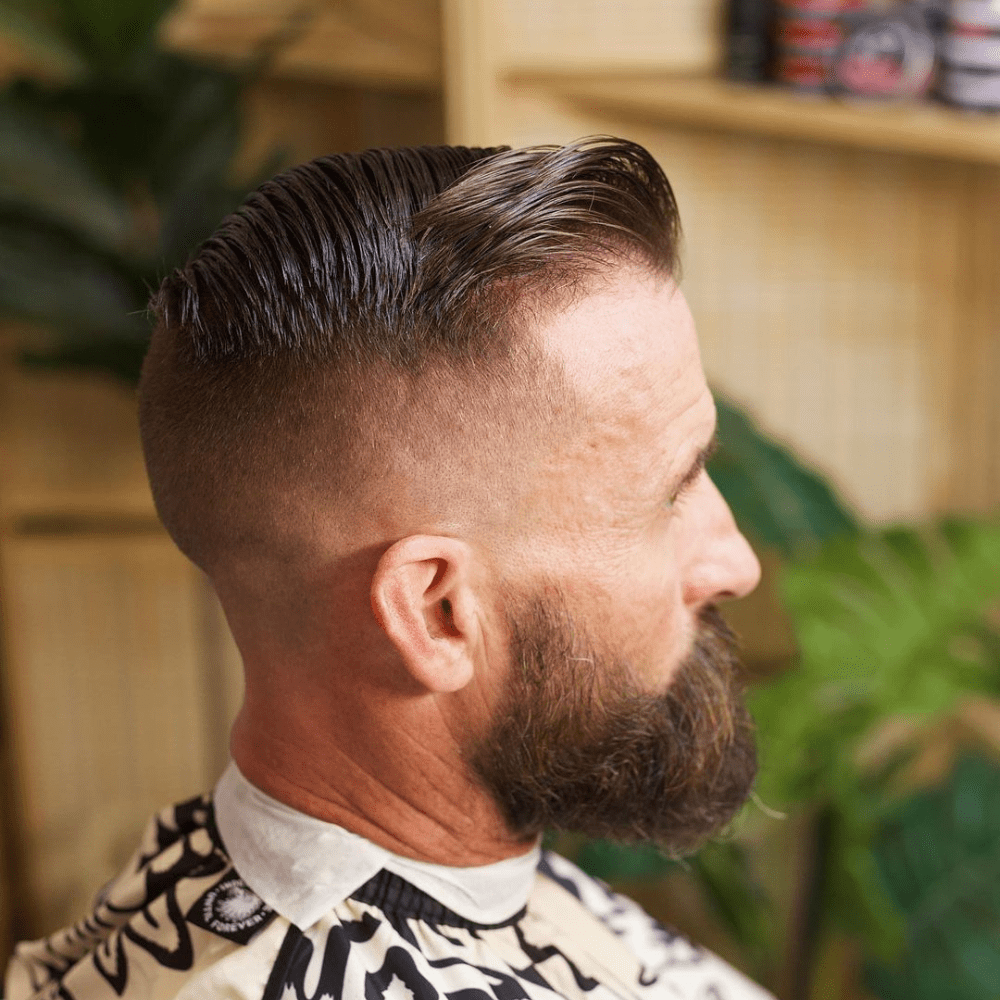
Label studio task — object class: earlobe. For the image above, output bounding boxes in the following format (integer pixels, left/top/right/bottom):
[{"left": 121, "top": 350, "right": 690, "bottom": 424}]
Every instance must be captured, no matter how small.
[{"left": 370, "top": 536, "right": 478, "bottom": 694}]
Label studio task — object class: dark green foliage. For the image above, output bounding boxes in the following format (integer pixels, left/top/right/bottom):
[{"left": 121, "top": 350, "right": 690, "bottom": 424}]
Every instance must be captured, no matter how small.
[
  {"left": 575, "top": 839, "right": 678, "bottom": 881},
  {"left": 754, "top": 521, "right": 1000, "bottom": 810},
  {"left": 866, "top": 755, "right": 1000, "bottom": 1000},
  {"left": 0, "top": 0, "right": 269, "bottom": 382},
  {"left": 684, "top": 840, "right": 777, "bottom": 973},
  {"left": 750, "top": 521, "right": 1000, "bottom": 961}
]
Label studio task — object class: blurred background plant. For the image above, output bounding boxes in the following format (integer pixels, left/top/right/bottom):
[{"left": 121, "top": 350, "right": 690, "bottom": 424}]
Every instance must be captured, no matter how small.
[
  {"left": 2, "top": 2, "right": 1000, "bottom": 999},
  {"left": 0, "top": 0, "right": 279, "bottom": 381}
]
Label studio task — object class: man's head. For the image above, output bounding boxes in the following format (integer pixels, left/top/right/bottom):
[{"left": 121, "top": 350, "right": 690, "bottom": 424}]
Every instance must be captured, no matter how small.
[{"left": 139, "top": 138, "right": 760, "bottom": 855}]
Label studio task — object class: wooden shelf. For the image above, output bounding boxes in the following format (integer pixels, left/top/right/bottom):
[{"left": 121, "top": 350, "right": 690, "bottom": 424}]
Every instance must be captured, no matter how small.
[
  {"left": 160, "top": 0, "right": 441, "bottom": 91},
  {"left": 510, "top": 71, "right": 1000, "bottom": 165}
]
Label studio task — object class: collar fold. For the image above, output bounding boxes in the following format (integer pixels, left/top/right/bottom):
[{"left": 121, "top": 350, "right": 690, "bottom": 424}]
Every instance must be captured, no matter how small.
[{"left": 213, "top": 762, "right": 541, "bottom": 930}]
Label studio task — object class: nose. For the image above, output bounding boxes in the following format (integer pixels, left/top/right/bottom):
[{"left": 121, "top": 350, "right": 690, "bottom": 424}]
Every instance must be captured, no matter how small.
[{"left": 680, "top": 475, "right": 761, "bottom": 609}]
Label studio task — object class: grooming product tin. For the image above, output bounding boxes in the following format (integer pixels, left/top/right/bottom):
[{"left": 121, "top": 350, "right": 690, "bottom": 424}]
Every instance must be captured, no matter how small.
[
  {"left": 940, "top": 64, "right": 1000, "bottom": 105},
  {"left": 831, "top": 8, "right": 938, "bottom": 98},
  {"left": 943, "top": 0, "right": 1000, "bottom": 70},
  {"left": 775, "top": 48, "right": 834, "bottom": 89},
  {"left": 940, "top": 0, "right": 1000, "bottom": 107},
  {"left": 776, "top": 0, "right": 864, "bottom": 12},
  {"left": 774, "top": 3, "right": 858, "bottom": 92}
]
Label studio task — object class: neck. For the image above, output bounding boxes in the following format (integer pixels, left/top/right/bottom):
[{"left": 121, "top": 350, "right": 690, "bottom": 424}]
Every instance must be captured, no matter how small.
[{"left": 229, "top": 682, "right": 535, "bottom": 868}]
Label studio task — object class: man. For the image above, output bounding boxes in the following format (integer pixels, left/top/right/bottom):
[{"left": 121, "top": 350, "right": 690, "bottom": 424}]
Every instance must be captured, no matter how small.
[{"left": 6, "top": 138, "right": 770, "bottom": 1000}]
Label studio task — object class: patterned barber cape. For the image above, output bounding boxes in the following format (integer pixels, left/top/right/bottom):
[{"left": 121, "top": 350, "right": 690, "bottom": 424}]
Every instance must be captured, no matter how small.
[{"left": 5, "top": 764, "right": 773, "bottom": 1000}]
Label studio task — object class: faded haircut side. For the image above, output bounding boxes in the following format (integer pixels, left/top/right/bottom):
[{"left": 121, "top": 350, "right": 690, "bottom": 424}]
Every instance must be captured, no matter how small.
[{"left": 138, "top": 137, "right": 681, "bottom": 577}]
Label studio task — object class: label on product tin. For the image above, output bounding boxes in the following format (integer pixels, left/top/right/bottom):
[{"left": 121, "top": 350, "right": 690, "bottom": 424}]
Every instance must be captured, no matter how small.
[
  {"left": 777, "top": 16, "right": 845, "bottom": 49},
  {"left": 777, "top": 0, "right": 864, "bottom": 12},
  {"left": 832, "top": 12, "right": 937, "bottom": 97},
  {"left": 776, "top": 48, "right": 834, "bottom": 89},
  {"left": 943, "top": 30, "right": 1000, "bottom": 70},
  {"left": 950, "top": 0, "right": 1000, "bottom": 31}
]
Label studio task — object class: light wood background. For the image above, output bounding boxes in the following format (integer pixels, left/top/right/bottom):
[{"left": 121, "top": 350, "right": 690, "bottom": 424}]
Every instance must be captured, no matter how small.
[{"left": 2, "top": 0, "right": 998, "bottom": 978}]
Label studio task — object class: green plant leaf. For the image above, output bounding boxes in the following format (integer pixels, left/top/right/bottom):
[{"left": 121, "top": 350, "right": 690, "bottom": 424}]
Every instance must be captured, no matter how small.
[
  {"left": 0, "top": 221, "right": 140, "bottom": 336},
  {"left": 865, "top": 755, "right": 1000, "bottom": 1000},
  {"left": 710, "top": 395, "right": 859, "bottom": 559},
  {"left": 0, "top": 97, "right": 130, "bottom": 250},
  {"left": 686, "top": 840, "right": 777, "bottom": 972},
  {"left": 574, "top": 839, "right": 678, "bottom": 881},
  {"left": 750, "top": 522, "right": 1000, "bottom": 811},
  {"left": 51, "top": 0, "right": 175, "bottom": 72},
  {"left": 20, "top": 335, "right": 149, "bottom": 384},
  {"left": 0, "top": 1, "right": 86, "bottom": 77}
]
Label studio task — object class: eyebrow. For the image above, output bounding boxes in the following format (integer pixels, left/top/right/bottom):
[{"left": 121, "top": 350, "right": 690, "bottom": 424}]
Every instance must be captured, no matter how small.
[{"left": 669, "top": 428, "right": 720, "bottom": 502}]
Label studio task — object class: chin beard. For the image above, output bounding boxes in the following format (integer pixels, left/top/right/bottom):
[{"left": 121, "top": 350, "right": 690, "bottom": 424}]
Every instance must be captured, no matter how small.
[{"left": 467, "top": 592, "right": 757, "bottom": 855}]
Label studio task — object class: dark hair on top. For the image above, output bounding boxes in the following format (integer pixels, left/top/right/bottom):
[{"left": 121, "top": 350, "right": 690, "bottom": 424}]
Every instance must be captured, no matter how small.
[
  {"left": 150, "top": 137, "right": 679, "bottom": 367},
  {"left": 140, "top": 137, "right": 682, "bottom": 575}
]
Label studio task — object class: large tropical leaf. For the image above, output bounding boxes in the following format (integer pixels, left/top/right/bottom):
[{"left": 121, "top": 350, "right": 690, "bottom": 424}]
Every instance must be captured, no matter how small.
[
  {"left": 710, "top": 396, "right": 859, "bottom": 559},
  {"left": 0, "top": 0, "right": 265, "bottom": 382},
  {"left": 0, "top": 1, "right": 85, "bottom": 77},
  {"left": 0, "top": 97, "right": 130, "bottom": 250},
  {"left": 865, "top": 755, "right": 1000, "bottom": 1000},
  {"left": 0, "top": 221, "right": 141, "bottom": 336},
  {"left": 751, "top": 520, "right": 1000, "bottom": 811},
  {"left": 746, "top": 521, "right": 1000, "bottom": 961},
  {"left": 43, "top": 0, "right": 174, "bottom": 73}
]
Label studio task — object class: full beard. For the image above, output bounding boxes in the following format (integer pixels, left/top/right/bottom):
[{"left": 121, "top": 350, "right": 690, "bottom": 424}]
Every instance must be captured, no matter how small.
[{"left": 467, "top": 589, "right": 757, "bottom": 855}]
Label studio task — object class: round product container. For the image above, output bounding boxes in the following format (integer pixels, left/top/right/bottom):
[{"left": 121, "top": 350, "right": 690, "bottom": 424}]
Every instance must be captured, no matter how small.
[
  {"left": 942, "top": 28, "right": 1000, "bottom": 70},
  {"left": 940, "top": 64, "right": 1000, "bottom": 107},
  {"left": 831, "top": 11, "right": 937, "bottom": 98},
  {"left": 950, "top": 0, "right": 1000, "bottom": 31}
]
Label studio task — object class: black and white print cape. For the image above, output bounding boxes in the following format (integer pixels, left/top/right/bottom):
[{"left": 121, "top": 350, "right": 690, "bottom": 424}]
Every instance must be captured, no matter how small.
[{"left": 4, "top": 793, "right": 772, "bottom": 1000}]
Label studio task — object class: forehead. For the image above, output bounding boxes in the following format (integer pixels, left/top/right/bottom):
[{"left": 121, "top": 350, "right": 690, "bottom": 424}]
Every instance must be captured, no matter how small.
[{"left": 538, "top": 264, "right": 711, "bottom": 443}]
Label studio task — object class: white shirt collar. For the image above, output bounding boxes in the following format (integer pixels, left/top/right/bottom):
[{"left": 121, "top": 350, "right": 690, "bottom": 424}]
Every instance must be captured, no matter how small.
[{"left": 213, "top": 761, "right": 541, "bottom": 930}]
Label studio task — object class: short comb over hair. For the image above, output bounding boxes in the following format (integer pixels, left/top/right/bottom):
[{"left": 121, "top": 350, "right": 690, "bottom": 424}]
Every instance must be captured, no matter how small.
[{"left": 140, "top": 137, "right": 682, "bottom": 574}]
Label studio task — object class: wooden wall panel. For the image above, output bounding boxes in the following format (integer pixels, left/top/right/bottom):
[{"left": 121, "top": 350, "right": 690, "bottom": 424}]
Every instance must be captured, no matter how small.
[
  {"left": 942, "top": 167, "right": 1000, "bottom": 515},
  {"left": 497, "top": 0, "right": 723, "bottom": 72},
  {"left": 162, "top": 0, "right": 442, "bottom": 90},
  {"left": 0, "top": 534, "right": 240, "bottom": 937},
  {"left": 239, "top": 76, "right": 445, "bottom": 175},
  {"left": 443, "top": 0, "right": 722, "bottom": 146},
  {"left": 635, "top": 125, "right": 966, "bottom": 523},
  {"left": 0, "top": 366, "right": 153, "bottom": 521}
]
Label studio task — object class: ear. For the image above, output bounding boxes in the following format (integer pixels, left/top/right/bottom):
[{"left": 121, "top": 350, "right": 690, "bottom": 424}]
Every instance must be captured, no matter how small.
[{"left": 370, "top": 535, "right": 481, "bottom": 693}]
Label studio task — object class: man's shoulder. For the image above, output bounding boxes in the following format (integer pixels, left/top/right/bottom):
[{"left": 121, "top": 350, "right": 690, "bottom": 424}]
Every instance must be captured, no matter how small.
[
  {"left": 536, "top": 849, "right": 774, "bottom": 1000},
  {"left": 4, "top": 793, "right": 285, "bottom": 1000}
]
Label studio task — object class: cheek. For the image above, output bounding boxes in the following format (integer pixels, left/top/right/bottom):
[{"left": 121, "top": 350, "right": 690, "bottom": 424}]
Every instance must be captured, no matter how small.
[{"left": 612, "top": 532, "right": 691, "bottom": 686}]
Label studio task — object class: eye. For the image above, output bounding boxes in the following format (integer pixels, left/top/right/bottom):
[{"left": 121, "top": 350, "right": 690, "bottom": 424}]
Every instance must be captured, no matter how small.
[
  {"left": 665, "top": 468, "right": 705, "bottom": 512},
  {"left": 664, "top": 491, "right": 687, "bottom": 513},
  {"left": 662, "top": 489, "right": 687, "bottom": 513}
]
